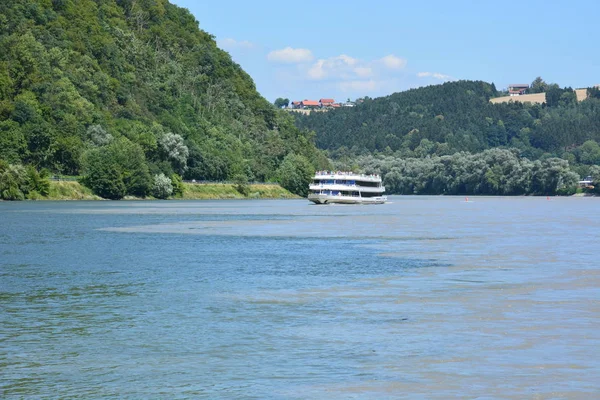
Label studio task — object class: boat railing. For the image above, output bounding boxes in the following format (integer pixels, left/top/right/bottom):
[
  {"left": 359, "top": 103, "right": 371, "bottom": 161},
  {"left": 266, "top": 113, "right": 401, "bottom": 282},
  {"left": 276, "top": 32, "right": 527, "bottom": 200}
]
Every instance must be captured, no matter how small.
[{"left": 315, "top": 171, "right": 380, "bottom": 178}]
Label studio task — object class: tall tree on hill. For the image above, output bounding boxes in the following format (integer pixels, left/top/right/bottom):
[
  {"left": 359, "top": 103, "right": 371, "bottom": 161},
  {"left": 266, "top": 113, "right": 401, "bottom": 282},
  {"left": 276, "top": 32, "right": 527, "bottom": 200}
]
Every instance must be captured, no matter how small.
[
  {"left": 530, "top": 77, "right": 549, "bottom": 93},
  {"left": 587, "top": 86, "right": 600, "bottom": 99},
  {"left": 545, "top": 85, "right": 564, "bottom": 107},
  {"left": 274, "top": 98, "right": 289, "bottom": 108}
]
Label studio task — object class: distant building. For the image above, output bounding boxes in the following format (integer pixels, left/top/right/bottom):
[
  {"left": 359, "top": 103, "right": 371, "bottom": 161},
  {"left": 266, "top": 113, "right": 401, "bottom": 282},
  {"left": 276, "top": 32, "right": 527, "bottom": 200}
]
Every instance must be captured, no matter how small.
[
  {"left": 300, "top": 100, "right": 320, "bottom": 109},
  {"left": 289, "top": 98, "right": 350, "bottom": 110},
  {"left": 578, "top": 176, "right": 594, "bottom": 189},
  {"left": 508, "top": 83, "right": 529, "bottom": 96},
  {"left": 319, "top": 98, "right": 335, "bottom": 107}
]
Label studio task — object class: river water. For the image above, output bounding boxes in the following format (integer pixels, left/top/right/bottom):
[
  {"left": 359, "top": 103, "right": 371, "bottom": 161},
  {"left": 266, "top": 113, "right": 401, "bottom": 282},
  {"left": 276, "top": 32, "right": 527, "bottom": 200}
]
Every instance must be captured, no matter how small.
[{"left": 1, "top": 197, "right": 599, "bottom": 399}]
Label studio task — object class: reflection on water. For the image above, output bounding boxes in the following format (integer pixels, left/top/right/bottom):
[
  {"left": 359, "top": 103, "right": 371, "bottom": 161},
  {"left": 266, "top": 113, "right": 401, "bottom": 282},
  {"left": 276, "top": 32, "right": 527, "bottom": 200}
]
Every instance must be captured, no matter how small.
[{"left": 1, "top": 197, "right": 599, "bottom": 399}]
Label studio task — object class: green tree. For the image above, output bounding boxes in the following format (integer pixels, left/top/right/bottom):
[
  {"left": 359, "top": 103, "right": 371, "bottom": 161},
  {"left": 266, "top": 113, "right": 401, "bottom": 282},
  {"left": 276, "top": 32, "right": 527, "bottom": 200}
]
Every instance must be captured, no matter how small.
[
  {"left": 0, "top": 120, "right": 27, "bottom": 163},
  {"left": 577, "top": 140, "right": 600, "bottom": 165},
  {"left": 80, "top": 148, "right": 126, "bottom": 200},
  {"left": 0, "top": 161, "right": 50, "bottom": 200},
  {"left": 108, "top": 139, "right": 152, "bottom": 197},
  {"left": 276, "top": 153, "right": 314, "bottom": 197},
  {"left": 171, "top": 173, "right": 184, "bottom": 197},
  {"left": 24, "top": 165, "right": 50, "bottom": 197},
  {"left": 587, "top": 86, "right": 600, "bottom": 99},
  {"left": 0, "top": 161, "right": 27, "bottom": 200},
  {"left": 152, "top": 173, "right": 173, "bottom": 199},
  {"left": 530, "top": 77, "right": 548, "bottom": 93},
  {"left": 233, "top": 173, "right": 250, "bottom": 196},
  {"left": 274, "top": 98, "right": 289, "bottom": 108},
  {"left": 545, "top": 85, "right": 563, "bottom": 107}
]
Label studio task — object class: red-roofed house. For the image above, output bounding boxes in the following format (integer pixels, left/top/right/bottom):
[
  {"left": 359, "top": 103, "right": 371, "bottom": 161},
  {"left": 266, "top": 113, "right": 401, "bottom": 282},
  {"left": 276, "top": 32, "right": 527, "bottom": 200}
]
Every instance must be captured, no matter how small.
[
  {"left": 508, "top": 84, "right": 529, "bottom": 96},
  {"left": 291, "top": 101, "right": 302, "bottom": 109},
  {"left": 301, "top": 100, "right": 320, "bottom": 109},
  {"left": 319, "top": 98, "right": 335, "bottom": 107}
]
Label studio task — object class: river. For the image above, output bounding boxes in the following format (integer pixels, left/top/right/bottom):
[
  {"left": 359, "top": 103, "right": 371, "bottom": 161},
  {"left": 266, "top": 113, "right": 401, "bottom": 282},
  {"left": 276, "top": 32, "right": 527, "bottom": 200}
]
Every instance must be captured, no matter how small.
[{"left": 1, "top": 197, "right": 599, "bottom": 399}]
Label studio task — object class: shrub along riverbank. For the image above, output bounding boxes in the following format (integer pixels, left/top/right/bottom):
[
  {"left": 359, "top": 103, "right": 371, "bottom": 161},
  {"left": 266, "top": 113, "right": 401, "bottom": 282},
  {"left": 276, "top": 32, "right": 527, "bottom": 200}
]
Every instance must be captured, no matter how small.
[
  {"left": 0, "top": 159, "right": 297, "bottom": 200},
  {"left": 37, "top": 181, "right": 296, "bottom": 201}
]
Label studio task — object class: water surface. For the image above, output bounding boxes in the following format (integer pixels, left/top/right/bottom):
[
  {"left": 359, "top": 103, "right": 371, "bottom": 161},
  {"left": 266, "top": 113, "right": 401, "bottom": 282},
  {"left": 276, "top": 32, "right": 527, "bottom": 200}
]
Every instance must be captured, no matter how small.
[{"left": 1, "top": 197, "right": 599, "bottom": 399}]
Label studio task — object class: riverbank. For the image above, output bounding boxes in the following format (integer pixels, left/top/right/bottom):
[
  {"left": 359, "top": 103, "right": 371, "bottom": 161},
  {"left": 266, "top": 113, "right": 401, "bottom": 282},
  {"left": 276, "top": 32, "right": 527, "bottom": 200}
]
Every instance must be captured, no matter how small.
[
  {"left": 38, "top": 181, "right": 297, "bottom": 201},
  {"left": 181, "top": 183, "right": 297, "bottom": 200}
]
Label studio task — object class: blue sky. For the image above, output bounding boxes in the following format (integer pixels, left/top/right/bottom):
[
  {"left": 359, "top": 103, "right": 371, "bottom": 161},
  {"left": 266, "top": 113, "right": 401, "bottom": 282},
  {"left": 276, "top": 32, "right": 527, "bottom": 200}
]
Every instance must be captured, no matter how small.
[{"left": 171, "top": 0, "right": 599, "bottom": 103}]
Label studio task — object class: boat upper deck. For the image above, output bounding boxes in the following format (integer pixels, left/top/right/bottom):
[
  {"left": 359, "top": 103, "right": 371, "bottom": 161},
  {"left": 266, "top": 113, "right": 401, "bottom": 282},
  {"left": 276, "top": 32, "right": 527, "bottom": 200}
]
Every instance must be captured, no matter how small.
[{"left": 313, "top": 171, "right": 382, "bottom": 183}]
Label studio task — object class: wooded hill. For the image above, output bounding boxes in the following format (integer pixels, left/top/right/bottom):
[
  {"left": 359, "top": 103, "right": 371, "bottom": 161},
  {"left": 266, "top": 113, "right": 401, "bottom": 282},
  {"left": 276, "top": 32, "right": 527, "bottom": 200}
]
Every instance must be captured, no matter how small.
[
  {"left": 0, "top": 0, "right": 328, "bottom": 199},
  {"left": 294, "top": 80, "right": 600, "bottom": 194},
  {"left": 295, "top": 80, "right": 600, "bottom": 166}
]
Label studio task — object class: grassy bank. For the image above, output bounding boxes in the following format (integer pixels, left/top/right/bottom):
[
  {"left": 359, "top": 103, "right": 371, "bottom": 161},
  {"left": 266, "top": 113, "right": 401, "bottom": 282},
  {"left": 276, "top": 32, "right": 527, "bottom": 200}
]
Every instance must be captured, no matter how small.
[
  {"left": 41, "top": 181, "right": 297, "bottom": 200},
  {"left": 181, "top": 183, "right": 297, "bottom": 200},
  {"left": 44, "top": 181, "right": 102, "bottom": 200}
]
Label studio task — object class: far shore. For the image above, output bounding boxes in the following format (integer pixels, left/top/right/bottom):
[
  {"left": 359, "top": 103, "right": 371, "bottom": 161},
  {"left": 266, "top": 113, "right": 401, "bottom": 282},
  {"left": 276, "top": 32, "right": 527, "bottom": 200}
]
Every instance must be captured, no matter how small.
[{"left": 3, "top": 181, "right": 595, "bottom": 201}]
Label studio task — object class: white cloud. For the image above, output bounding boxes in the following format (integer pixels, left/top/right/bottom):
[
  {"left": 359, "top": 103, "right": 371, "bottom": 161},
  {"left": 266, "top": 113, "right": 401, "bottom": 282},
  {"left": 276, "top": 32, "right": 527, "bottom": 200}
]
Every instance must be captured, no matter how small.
[
  {"left": 417, "top": 71, "right": 453, "bottom": 80},
  {"left": 338, "top": 80, "right": 380, "bottom": 92},
  {"left": 305, "top": 54, "right": 406, "bottom": 81},
  {"left": 306, "top": 55, "right": 360, "bottom": 80},
  {"left": 354, "top": 66, "right": 373, "bottom": 78},
  {"left": 379, "top": 55, "right": 407, "bottom": 70},
  {"left": 218, "top": 38, "right": 255, "bottom": 50},
  {"left": 267, "top": 47, "right": 314, "bottom": 63}
]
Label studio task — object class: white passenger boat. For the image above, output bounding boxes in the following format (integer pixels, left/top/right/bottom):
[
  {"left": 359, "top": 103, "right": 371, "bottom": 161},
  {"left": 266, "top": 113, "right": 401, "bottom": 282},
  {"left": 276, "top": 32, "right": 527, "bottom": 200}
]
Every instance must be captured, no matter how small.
[{"left": 308, "top": 171, "right": 387, "bottom": 204}]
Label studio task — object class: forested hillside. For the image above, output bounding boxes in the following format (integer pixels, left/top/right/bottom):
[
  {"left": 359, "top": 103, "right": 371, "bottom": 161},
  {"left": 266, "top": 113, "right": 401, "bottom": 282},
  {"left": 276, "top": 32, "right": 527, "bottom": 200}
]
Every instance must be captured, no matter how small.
[
  {"left": 295, "top": 80, "right": 600, "bottom": 195},
  {"left": 0, "top": 0, "right": 327, "bottom": 199},
  {"left": 296, "top": 80, "right": 600, "bottom": 160}
]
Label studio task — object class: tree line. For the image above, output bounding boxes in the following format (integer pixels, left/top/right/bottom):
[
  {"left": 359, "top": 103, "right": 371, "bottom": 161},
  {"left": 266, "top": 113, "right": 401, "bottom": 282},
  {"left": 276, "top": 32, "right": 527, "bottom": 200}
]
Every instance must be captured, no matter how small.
[
  {"left": 295, "top": 78, "right": 600, "bottom": 195},
  {"left": 339, "top": 149, "right": 581, "bottom": 196}
]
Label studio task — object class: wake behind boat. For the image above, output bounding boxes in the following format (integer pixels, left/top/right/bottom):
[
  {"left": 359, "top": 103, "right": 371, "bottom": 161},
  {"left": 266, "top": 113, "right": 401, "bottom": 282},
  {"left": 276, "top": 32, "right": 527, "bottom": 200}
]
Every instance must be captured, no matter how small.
[{"left": 308, "top": 171, "right": 387, "bottom": 205}]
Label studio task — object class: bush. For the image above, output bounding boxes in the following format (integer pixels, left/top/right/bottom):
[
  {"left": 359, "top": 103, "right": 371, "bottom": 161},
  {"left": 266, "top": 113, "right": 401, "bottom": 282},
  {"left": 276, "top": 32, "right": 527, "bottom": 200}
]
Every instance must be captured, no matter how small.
[
  {"left": 171, "top": 173, "right": 184, "bottom": 197},
  {"left": 233, "top": 173, "right": 250, "bottom": 196},
  {"left": 0, "top": 160, "right": 51, "bottom": 200},
  {"left": 152, "top": 173, "right": 173, "bottom": 199},
  {"left": 276, "top": 153, "right": 314, "bottom": 197}
]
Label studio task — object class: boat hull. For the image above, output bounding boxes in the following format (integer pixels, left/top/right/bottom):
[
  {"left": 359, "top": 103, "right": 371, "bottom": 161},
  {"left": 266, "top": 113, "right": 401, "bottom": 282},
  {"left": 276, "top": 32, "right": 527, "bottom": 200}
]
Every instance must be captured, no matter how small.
[{"left": 308, "top": 193, "right": 387, "bottom": 205}]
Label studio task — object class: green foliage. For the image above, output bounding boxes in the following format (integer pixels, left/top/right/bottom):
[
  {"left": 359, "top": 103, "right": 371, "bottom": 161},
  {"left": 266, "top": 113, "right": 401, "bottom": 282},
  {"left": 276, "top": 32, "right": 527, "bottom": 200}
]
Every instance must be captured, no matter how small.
[
  {"left": 587, "top": 86, "right": 600, "bottom": 100},
  {"left": 276, "top": 153, "right": 315, "bottom": 197},
  {"left": 80, "top": 137, "right": 152, "bottom": 199},
  {"left": 152, "top": 173, "right": 173, "bottom": 199},
  {"left": 589, "top": 165, "right": 600, "bottom": 194},
  {"left": 80, "top": 148, "right": 126, "bottom": 200},
  {"left": 170, "top": 173, "right": 184, "bottom": 197},
  {"left": 233, "top": 173, "right": 250, "bottom": 196},
  {"left": 348, "top": 149, "right": 580, "bottom": 196},
  {"left": 274, "top": 98, "right": 289, "bottom": 108},
  {"left": 296, "top": 80, "right": 600, "bottom": 158},
  {"left": 25, "top": 165, "right": 50, "bottom": 197},
  {"left": 0, "top": 0, "right": 326, "bottom": 186},
  {"left": 0, "top": 160, "right": 51, "bottom": 200},
  {"left": 545, "top": 86, "right": 576, "bottom": 107},
  {"left": 0, "top": 120, "right": 27, "bottom": 163},
  {"left": 529, "top": 77, "right": 548, "bottom": 94},
  {"left": 108, "top": 138, "right": 152, "bottom": 197},
  {"left": 0, "top": 160, "right": 26, "bottom": 200}
]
